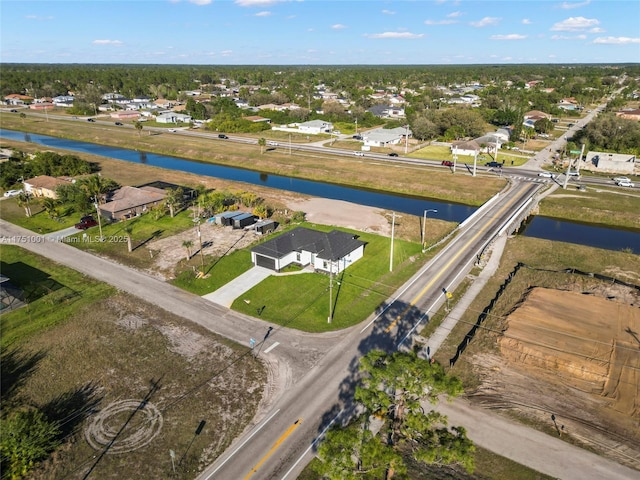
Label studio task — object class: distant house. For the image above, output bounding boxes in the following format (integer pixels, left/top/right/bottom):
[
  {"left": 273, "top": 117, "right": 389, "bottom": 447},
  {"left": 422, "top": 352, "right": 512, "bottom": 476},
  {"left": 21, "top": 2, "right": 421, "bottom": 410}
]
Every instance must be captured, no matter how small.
[
  {"left": 615, "top": 109, "right": 640, "bottom": 121},
  {"left": 362, "top": 127, "right": 409, "bottom": 148},
  {"left": 583, "top": 151, "right": 637, "bottom": 175},
  {"left": 3, "top": 94, "right": 33, "bottom": 106},
  {"left": 156, "top": 112, "right": 192, "bottom": 124},
  {"left": 99, "top": 185, "right": 167, "bottom": 221},
  {"left": 451, "top": 140, "right": 482, "bottom": 157},
  {"left": 251, "top": 226, "right": 366, "bottom": 273},
  {"left": 242, "top": 115, "right": 271, "bottom": 124},
  {"left": 23, "top": 175, "right": 72, "bottom": 199},
  {"left": 297, "top": 120, "right": 333, "bottom": 134}
]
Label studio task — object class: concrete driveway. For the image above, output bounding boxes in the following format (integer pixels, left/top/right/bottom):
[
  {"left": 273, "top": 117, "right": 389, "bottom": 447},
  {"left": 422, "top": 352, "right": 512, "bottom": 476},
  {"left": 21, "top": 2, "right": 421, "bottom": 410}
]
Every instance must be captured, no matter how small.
[{"left": 202, "top": 266, "right": 272, "bottom": 307}]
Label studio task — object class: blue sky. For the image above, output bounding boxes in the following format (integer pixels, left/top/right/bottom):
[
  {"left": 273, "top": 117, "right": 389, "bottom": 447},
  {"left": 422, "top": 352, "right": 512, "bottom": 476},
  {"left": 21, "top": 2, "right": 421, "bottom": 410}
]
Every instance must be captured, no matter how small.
[{"left": 1, "top": 0, "right": 639, "bottom": 64}]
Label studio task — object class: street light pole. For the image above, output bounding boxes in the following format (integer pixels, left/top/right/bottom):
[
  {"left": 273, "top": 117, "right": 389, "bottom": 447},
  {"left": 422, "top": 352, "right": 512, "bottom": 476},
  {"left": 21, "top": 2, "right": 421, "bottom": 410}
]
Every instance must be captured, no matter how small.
[
  {"left": 94, "top": 196, "right": 103, "bottom": 241},
  {"left": 387, "top": 212, "right": 402, "bottom": 272},
  {"left": 328, "top": 260, "right": 333, "bottom": 323},
  {"left": 404, "top": 125, "right": 409, "bottom": 154},
  {"left": 421, "top": 209, "right": 438, "bottom": 252}
]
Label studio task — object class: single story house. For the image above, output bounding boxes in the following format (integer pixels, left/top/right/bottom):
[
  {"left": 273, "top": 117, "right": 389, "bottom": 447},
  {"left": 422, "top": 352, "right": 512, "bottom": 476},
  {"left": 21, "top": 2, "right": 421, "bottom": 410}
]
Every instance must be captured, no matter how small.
[
  {"left": 251, "top": 226, "right": 366, "bottom": 273},
  {"left": 451, "top": 140, "right": 482, "bottom": 157},
  {"left": 156, "top": 112, "right": 192, "bottom": 124},
  {"left": 23, "top": 175, "right": 72, "bottom": 199},
  {"left": 99, "top": 185, "right": 166, "bottom": 221},
  {"left": 297, "top": 120, "right": 333, "bottom": 134},
  {"left": 362, "top": 127, "right": 410, "bottom": 148},
  {"left": 616, "top": 109, "right": 640, "bottom": 121},
  {"left": 242, "top": 115, "right": 271, "bottom": 124},
  {"left": 583, "top": 152, "right": 637, "bottom": 175}
]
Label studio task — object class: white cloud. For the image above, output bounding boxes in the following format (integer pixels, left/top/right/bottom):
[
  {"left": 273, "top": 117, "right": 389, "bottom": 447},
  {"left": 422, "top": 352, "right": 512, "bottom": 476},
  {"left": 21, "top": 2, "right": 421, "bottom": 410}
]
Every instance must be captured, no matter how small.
[
  {"left": 559, "top": 0, "right": 591, "bottom": 9},
  {"left": 490, "top": 34, "right": 527, "bottom": 40},
  {"left": 255, "top": 11, "right": 271, "bottom": 16},
  {"left": 25, "top": 14, "right": 54, "bottom": 20},
  {"left": 221, "top": 50, "right": 233, "bottom": 56},
  {"left": 470, "top": 17, "right": 500, "bottom": 28},
  {"left": 92, "top": 40, "right": 123, "bottom": 46},
  {"left": 522, "top": 18, "right": 532, "bottom": 25},
  {"left": 365, "top": 32, "right": 425, "bottom": 39},
  {"left": 188, "top": 0, "right": 212, "bottom": 5},
  {"left": 593, "top": 36, "right": 640, "bottom": 44},
  {"left": 550, "top": 16, "right": 599, "bottom": 31},
  {"left": 424, "top": 19, "right": 456, "bottom": 25},
  {"left": 447, "top": 11, "right": 463, "bottom": 18},
  {"left": 589, "top": 27, "right": 605, "bottom": 33},
  {"left": 382, "top": 9, "right": 396, "bottom": 15},
  {"left": 331, "top": 24, "right": 346, "bottom": 30},
  {"left": 551, "top": 34, "right": 586, "bottom": 40}
]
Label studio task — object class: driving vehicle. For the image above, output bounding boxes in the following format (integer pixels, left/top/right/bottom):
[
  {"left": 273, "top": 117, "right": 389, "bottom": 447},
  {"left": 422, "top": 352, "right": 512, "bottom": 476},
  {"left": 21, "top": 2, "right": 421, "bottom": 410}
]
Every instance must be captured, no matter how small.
[
  {"left": 218, "top": 134, "right": 229, "bottom": 139},
  {"left": 10, "top": 109, "right": 18, "bottom": 113},
  {"left": 87, "top": 118, "right": 96, "bottom": 122},
  {"left": 354, "top": 151, "right": 364, "bottom": 156},
  {"left": 268, "top": 141, "right": 278, "bottom": 146},
  {"left": 352, "top": 135, "right": 362, "bottom": 140},
  {"left": 616, "top": 180, "right": 635, "bottom": 188},
  {"left": 168, "top": 128, "right": 177, "bottom": 133},
  {"left": 566, "top": 171, "right": 580, "bottom": 177},
  {"left": 441, "top": 160, "right": 454, "bottom": 167},
  {"left": 485, "top": 161, "right": 502, "bottom": 168},
  {"left": 74, "top": 216, "right": 98, "bottom": 230},
  {"left": 115, "top": 122, "right": 123, "bottom": 126},
  {"left": 3, "top": 189, "right": 22, "bottom": 197},
  {"left": 388, "top": 152, "right": 399, "bottom": 157},
  {"left": 613, "top": 176, "right": 630, "bottom": 184},
  {"left": 537, "top": 172, "right": 555, "bottom": 178}
]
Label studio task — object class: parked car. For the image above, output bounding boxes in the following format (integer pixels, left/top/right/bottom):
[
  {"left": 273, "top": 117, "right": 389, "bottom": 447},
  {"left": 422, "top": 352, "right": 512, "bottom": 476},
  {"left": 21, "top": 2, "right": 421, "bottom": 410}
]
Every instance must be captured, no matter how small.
[
  {"left": 537, "top": 172, "right": 555, "bottom": 178},
  {"left": 617, "top": 180, "right": 635, "bottom": 188},
  {"left": 352, "top": 135, "right": 362, "bottom": 140},
  {"left": 115, "top": 122, "right": 123, "bottom": 126},
  {"left": 388, "top": 152, "right": 399, "bottom": 157},
  {"left": 3, "top": 189, "right": 22, "bottom": 198},
  {"left": 218, "top": 134, "right": 229, "bottom": 139},
  {"left": 75, "top": 216, "right": 98, "bottom": 230},
  {"left": 87, "top": 118, "right": 96, "bottom": 122},
  {"left": 485, "top": 161, "right": 502, "bottom": 168},
  {"left": 441, "top": 160, "right": 454, "bottom": 167}
]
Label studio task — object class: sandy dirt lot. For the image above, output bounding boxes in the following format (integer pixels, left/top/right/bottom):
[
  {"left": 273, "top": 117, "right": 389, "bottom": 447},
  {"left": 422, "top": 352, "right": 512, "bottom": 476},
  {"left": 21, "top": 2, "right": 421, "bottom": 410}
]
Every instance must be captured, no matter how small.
[{"left": 471, "top": 286, "right": 640, "bottom": 471}]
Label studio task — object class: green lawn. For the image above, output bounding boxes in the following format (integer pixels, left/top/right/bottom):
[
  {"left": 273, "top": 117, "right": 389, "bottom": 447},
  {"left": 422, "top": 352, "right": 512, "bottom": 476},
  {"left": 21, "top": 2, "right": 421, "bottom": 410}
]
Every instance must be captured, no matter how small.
[
  {"left": 0, "top": 245, "right": 115, "bottom": 348},
  {"left": 172, "top": 250, "right": 254, "bottom": 295},
  {"left": 231, "top": 223, "right": 426, "bottom": 332},
  {"left": 409, "top": 145, "right": 530, "bottom": 167}
]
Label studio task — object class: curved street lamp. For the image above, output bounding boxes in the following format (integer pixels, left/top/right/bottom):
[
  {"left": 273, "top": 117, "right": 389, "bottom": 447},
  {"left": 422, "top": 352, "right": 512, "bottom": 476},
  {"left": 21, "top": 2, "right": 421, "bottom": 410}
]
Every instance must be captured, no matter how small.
[{"left": 422, "top": 209, "right": 438, "bottom": 252}]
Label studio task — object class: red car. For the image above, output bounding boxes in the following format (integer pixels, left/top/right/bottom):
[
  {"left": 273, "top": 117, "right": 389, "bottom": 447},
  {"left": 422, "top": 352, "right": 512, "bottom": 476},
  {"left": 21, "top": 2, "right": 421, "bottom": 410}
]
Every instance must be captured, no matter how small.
[
  {"left": 441, "top": 160, "right": 454, "bottom": 167},
  {"left": 75, "top": 215, "right": 98, "bottom": 230}
]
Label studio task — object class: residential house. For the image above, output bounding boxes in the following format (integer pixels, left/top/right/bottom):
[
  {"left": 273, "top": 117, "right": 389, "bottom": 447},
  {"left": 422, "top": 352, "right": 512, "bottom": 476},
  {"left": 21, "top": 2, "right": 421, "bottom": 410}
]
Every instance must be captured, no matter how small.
[
  {"left": 52, "top": 95, "right": 75, "bottom": 107},
  {"left": 251, "top": 226, "right": 366, "bottom": 273},
  {"left": 367, "top": 104, "right": 406, "bottom": 119},
  {"left": 451, "top": 140, "right": 482, "bottom": 157},
  {"left": 23, "top": 175, "right": 72, "bottom": 199},
  {"left": 558, "top": 97, "right": 579, "bottom": 111},
  {"left": 297, "top": 120, "right": 333, "bottom": 134},
  {"left": 99, "top": 185, "right": 167, "bottom": 221},
  {"left": 362, "top": 127, "right": 410, "bottom": 148},
  {"left": 3, "top": 94, "right": 33, "bottom": 106},
  {"left": 242, "top": 115, "right": 272, "bottom": 124},
  {"left": 615, "top": 109, "right": 640, "bottom": 121},
  {"left": 156, "top": 112, "right": 193, "bottom": 124}
]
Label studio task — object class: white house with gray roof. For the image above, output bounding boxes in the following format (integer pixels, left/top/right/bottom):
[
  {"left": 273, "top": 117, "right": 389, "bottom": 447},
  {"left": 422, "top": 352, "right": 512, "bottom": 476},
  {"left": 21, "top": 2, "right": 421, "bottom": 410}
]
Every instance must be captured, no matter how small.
[
  {"left": 362, "top": 127, "right": 410, "bottom": 148},
  {"left": 251, "top": 227, "right": 366, "bottom": 273}
]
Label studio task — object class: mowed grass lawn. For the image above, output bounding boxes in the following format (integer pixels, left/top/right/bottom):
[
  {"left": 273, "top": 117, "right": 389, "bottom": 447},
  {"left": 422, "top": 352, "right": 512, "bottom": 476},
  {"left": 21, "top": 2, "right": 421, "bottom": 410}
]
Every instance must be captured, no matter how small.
[
  {"left": 0, "top": 245, "right": 266, "bottom": 479},
  {"left": 231, "top": 223, "right": 426, "bottom": 332}
]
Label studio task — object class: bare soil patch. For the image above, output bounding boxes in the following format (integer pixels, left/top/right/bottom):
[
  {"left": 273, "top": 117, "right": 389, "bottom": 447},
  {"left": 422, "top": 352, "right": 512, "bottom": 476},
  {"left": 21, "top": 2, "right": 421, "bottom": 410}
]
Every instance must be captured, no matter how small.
[{"left": 471, "top": 286, "right": 640, "bottom": 470}]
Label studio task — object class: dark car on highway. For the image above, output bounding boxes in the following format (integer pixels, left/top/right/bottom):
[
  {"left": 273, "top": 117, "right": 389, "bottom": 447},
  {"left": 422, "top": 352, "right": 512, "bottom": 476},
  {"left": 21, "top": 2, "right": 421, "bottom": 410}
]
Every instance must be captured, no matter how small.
[
  {"left": 388, "top": 152, "right": 399, "bottom": 157},
  {"left": 87, "top": 118, "right": 96, "bottom": 122},
  {"left": 485, "top": 161, "right": 503, "bottom": 168},
  {"left": 115, "top": 122, "right": 123, "bottom": 126},
  {"left": 75, "top": 215, "right": 98, "bottom": 230},
  {"left": 441, "top": 160, "right": 454, "bottom": 166},
  {"left": 218, "top": 134, "right": 229, "bottom": 139}
]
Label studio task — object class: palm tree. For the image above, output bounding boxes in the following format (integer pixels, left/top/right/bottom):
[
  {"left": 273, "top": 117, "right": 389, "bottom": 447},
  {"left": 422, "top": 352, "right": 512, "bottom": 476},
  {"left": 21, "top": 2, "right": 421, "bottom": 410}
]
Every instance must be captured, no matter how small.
[
  {"left": 258, "top": 137, "right": 266, "bottom": 154},
  {"left": 16, "top": 193, "right": 32, "bottom": 217},
  {"left": 182, "top": 240, "right": 193, "bottom": 261},
  {"left": 41, "top": 198, "right": 59, "bottom": 219},
  {"left": 163, "top": 187, "right": 183, "bottom": 218},
  {"left": 134, "top": 121, "right": 143, "bottom": 137}
]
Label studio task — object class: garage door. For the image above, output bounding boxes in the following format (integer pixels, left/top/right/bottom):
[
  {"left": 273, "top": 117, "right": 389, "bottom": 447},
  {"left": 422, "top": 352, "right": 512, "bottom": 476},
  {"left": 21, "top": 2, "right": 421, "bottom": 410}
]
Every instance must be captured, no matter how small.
[{"left": 255, "top": 254, "right": 276, "bottom": 270}]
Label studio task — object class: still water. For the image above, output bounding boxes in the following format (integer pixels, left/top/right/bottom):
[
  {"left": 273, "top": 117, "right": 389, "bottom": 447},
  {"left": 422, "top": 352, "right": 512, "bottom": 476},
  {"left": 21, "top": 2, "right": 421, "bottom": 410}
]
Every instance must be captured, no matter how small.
[{"left": 1, "top": 128, "right": 638, "bottom": 254}]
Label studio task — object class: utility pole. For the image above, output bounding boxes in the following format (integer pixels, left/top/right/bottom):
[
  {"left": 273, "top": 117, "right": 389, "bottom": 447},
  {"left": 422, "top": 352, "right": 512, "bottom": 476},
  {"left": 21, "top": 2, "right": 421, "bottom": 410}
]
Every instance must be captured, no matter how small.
[
  {"left": 473, "top": 149, "right": 478, "bottom": 177},
  {"left": 94, "top": 196, "right": 103, "bottom": 241},
  {"left": 387, "top": 212, "right": 401, "bottom": 272},
  {"left": 576, "top": 143, "right": 585, "bottom": 174},
  {"left": 404, "top": 125, "right": 409, "bottom": 154},
  {"left": 328, "top": 260, "right": 333, "bottom": 323},
  {"left": 421, "top": 209, "right": 438, "bottom": 252},
  {"left": 452, "top": 146, "right": 458, "bottom": 174}
]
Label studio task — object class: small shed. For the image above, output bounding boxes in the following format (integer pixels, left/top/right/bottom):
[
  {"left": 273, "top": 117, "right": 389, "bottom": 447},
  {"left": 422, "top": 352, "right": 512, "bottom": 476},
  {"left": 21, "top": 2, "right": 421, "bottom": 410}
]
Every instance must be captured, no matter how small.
[
  {"left": 232, "top": 213, "right": 256, "bottom": 229},
  {"left": 254, "top": 220, "right": 277, "bottom": 235},
  {"left": 216, "top": 211, "right": 244, "bottom": 226}
]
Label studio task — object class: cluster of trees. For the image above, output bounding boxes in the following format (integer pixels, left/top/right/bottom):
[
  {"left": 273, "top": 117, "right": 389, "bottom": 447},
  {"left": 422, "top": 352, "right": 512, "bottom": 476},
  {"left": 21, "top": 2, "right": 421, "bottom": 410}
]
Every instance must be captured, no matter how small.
[
  {"left": 0, "top": 151, "right": 96, "bottom": 189},
  {"left": 573, "top": 113, "right": 640, "bottom": 155},
  {"left": 315, "top": 350, "right": 474, "bottom": 479}
]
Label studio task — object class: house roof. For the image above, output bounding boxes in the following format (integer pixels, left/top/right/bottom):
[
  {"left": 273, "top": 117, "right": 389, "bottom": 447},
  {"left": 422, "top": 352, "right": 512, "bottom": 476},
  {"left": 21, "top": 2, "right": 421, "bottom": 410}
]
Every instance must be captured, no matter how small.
[
  {"left": 24, "top": 175, "right": 71, "bottom": 190},
  {"left": 252, "top": 227, "right": 365, "bottom": 262},
  {"left": 100, "top": 185, "right": 166, "bottom": 213},
  {"left": 452, "top": 139, "right": 481, "bottom": 151}
]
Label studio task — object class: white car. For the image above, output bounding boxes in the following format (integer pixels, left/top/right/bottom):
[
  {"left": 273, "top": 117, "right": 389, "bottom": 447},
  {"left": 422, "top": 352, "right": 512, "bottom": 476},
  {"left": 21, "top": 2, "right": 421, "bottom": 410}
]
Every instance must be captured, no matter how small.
[
  {"left": 354, "top": 151, "right": 364, "bottom": 156},
  {"left": 168, "top": 128, "right": 177, "bottom": 133},
  {"left": 268, "top": 141, "right": 278, "bottom": 146},
  {"left": 617, "top": 180, "right": 635, "bottom": 188},
  {"left": 3, "top": 189, "right": 22, "bottom": 198},
  {"left": 613, "top": 176, "right": 630, "bottom": 184},
  {"left": 566, "top": 171, "right": 580, "bottom": 177},
  {"left": 537, "top": 172, "right": 554, "bottom": 178}
]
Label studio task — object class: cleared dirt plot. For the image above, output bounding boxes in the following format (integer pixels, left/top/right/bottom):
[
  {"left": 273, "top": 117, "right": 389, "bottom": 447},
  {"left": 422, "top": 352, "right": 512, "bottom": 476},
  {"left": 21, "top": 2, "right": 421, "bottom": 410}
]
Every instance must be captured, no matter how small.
[{"left": 500, "top": 288, "right": 639, "bottom": 419}]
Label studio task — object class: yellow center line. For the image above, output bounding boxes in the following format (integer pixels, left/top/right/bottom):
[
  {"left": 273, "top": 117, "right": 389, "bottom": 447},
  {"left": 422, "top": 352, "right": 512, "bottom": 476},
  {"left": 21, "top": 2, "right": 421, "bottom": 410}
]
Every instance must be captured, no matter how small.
[
  {"left": 244, "top": 419, "right": 303, "bottom": 479},
  {"left": 384, "top": 184, "right": 530, "bottom": 333}
]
